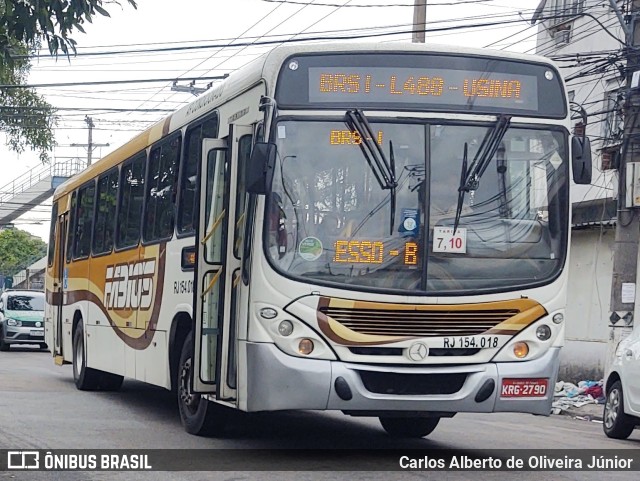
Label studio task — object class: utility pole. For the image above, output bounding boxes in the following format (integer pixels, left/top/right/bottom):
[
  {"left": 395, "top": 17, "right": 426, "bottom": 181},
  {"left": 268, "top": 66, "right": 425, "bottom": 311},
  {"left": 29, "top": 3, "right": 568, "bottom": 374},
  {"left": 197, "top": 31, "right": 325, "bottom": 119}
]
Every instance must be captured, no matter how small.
[
  {"left": 609, "top": 0, "right": 640, "bottom": 369},
  {"left": 412, "top": 0, "right": 427, "bottom": 43},
  {"left": 71, "top": 116, "right": 109, "bottom": 167}
]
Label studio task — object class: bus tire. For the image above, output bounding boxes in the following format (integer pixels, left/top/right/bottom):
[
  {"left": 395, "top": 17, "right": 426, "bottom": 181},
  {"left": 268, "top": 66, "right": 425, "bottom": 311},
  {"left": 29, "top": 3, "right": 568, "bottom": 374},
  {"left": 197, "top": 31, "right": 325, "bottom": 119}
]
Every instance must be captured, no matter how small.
[
  {"left": 379, "top": 416, "right": 440, "bottom": 438},
  {"left": 72, "top": 322, "right": 100, "bottom": 390},
  {"left": 603, "top": 380, "right": 636, "bottom": 439},
  {"left": 177, "top": 333, "right": 226, "bottom": 436},
  {"left": 98, "top": 372, "right": 124, "bottom": 391},
  {"left": 39, "top": 343, "right": 48, "bottom": 350}
]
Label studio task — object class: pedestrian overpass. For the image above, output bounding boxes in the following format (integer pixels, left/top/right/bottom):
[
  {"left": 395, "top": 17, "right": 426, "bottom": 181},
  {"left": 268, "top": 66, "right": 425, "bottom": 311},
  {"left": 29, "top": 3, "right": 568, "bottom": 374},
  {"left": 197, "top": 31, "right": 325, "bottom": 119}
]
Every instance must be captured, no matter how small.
[{"left": 0, "top": 159, "right": 84, "bottom": 226}]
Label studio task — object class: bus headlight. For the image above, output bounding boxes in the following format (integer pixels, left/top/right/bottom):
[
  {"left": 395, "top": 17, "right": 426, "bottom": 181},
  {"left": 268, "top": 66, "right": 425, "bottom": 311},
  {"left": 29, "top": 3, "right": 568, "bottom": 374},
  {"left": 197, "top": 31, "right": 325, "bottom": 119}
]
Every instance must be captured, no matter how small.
[
  {"left": 536, "top": 325, "right": 552, "bottom": 341},
  {"left": 298, "top": 339, "right": 314, "bottom": 355},
  {"left": 513, "top": 342, "right": 529, "bottom": 359},
  {"left": 552, "top": 313, "right": 564, "bottom": 324},
  {"left": 254, "top": 304, "right": 336, "bottom": 360},
  {"left": 278, "top": 320, "right": 294, "bottom": 336},
  {"left": 7, "top": 319, "right": 21, "bottom": 327}
]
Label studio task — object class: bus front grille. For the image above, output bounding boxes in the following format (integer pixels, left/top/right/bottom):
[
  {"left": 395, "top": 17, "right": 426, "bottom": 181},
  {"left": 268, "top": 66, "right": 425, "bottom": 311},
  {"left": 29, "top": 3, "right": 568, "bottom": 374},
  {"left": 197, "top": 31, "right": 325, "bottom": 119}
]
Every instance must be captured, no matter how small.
[{"left": 320, "top": 307, "right": 519, "bottom": 337}]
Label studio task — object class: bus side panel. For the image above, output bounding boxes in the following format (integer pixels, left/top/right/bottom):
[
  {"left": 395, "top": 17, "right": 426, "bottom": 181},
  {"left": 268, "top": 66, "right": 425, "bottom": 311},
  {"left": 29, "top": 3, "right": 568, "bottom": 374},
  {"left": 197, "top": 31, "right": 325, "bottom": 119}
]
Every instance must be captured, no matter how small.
[
  {"left": 131, "top": 241, "right": 172, "bottom": 389},
  {"left": 136, "top": 330, "right": 168, "bottom": 387},
  {"left": 64, "top": 258, "right": 90, "bottom": 364},
  {"left": 160, "top": 236, "right": 195, "bottom": 387},
  {"left": 85, "top": 250, "right": 124, "bottom": 375},
  {"left": 86, "top": 323, "right": 125, "bottom": 376}
]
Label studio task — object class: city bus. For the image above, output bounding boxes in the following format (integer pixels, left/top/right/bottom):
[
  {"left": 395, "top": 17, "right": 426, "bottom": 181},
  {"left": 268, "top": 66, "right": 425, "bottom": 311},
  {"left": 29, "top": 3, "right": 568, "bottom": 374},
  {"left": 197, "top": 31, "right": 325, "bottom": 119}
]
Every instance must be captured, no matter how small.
[{"left": 45, "top": 42, "right": 592, "bottom": 438}]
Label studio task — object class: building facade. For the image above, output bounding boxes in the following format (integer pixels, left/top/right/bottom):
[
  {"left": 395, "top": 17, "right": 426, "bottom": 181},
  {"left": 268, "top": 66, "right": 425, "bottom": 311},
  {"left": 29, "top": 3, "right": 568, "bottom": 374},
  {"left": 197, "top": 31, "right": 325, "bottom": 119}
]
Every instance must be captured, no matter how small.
[{"left": 536, "top": 0, "right": 625, "bottom": 381}]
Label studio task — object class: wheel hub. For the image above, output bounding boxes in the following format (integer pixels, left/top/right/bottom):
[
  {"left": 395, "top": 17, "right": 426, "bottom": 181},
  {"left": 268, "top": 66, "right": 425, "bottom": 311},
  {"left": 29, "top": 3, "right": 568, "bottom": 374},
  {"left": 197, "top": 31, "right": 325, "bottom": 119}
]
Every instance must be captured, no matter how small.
[
  {"left": 179, "top": 358, "right": 200, "bottom": 412},
  {"left": 604, "top": 388, "right": 620, "bottom": 429}
]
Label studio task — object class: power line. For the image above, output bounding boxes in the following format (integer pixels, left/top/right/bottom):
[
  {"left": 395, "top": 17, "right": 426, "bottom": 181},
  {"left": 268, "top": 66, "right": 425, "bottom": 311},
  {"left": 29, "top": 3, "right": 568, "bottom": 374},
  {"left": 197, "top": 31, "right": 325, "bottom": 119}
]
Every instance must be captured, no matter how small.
[
  {"left": 260, "top": 0, "right": 492, "bottom": 6},
  {"left": 20, "top": 16, "right": 541, "bottom": 60},
  {"left": 0, "top": 75, "right": 228, "bottom": 90}
]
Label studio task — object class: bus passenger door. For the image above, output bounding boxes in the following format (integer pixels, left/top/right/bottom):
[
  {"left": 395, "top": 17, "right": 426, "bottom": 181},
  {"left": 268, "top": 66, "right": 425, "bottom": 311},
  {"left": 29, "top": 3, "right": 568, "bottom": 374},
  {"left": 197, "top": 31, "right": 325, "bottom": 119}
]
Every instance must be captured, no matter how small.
[
  {"left": 193, "top": 139, "right": 229, "bottom": 394},
  {"left": 53, "top": 212, "right": 68, "bottom": 359},
  {"left": 218, "top": 124, "right": 253, "bottom": 401}
]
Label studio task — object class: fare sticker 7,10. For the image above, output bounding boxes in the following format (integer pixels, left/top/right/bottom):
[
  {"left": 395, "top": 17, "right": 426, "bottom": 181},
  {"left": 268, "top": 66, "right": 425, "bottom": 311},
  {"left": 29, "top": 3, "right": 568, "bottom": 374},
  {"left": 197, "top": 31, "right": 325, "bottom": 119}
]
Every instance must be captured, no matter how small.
[{"left": 433, "top": 226, "right": 467, "bottom": 254}]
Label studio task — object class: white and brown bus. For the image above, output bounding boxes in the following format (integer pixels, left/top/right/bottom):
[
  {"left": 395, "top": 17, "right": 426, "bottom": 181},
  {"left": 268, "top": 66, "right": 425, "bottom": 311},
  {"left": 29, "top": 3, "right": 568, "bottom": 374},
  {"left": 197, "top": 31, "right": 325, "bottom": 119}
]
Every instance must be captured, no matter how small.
[{"left": 45, "top": 42, "right": 591, "bottom": 437}]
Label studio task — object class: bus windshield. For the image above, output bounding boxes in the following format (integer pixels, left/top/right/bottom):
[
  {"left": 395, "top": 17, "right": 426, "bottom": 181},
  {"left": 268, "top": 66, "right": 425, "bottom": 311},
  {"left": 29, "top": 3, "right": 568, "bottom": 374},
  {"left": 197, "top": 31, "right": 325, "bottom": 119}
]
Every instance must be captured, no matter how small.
[{"left": 266, "top": 119, "right": 568, "bottom": 294}]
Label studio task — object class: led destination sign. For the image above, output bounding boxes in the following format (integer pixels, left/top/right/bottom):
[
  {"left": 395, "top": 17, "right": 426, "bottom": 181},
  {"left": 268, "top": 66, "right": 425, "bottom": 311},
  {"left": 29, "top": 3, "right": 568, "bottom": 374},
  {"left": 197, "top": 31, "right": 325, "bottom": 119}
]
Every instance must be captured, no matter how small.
[
  {"left": 333, "top": 240, "right": 418, "bottom": 266},
  {"left": 309, "top": 67, "right": 538, "bottom": 111},
  {"left": 275, "top": 53, "right": 567, "bottom": 117}
]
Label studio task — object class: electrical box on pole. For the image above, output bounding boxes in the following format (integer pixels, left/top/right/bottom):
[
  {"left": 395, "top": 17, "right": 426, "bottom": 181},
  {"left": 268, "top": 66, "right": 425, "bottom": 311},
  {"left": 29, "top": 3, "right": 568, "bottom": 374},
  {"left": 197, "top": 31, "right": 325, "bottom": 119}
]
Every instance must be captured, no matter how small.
[{"left": 625, "top": 162, "right": 640, "bottom": 207}]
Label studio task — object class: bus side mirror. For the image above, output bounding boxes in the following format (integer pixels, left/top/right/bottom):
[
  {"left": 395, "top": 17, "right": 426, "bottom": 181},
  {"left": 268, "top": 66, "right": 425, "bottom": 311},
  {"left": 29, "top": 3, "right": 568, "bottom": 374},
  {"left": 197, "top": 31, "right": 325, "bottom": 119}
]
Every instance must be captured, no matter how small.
[
  {"left": 246, "top": 142, "right": 277, "bottom": 195},
  {"left": 571, "top": 136, "right": 592, "bottom": 185}
]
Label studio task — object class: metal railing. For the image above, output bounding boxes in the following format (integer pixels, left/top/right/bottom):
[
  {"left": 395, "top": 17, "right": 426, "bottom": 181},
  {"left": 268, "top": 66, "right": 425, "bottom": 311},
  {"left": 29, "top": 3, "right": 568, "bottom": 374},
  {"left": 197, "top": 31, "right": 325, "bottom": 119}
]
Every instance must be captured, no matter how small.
[{"left": 0, "top": 159, "right": 86, "bottom": 205}]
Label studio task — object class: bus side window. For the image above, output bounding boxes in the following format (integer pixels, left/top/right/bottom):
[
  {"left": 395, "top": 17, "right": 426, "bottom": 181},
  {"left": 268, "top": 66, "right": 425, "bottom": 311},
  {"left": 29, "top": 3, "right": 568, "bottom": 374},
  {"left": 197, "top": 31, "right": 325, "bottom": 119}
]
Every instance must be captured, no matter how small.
[
  {"left": 178, "top": 114, "right": 219, "bottom": 235},
  {"left": 116, "top": 153, "right": 145, "bottom": 249},
  {"left": 144, "top": 134, "right": 181, "bottom": 242},
  {"left": 47, "top": 202, "right": 58, "bottom": 267},
  {"left": 93, "top": 168, "right": 119, "bottom": 255},
  {"left": 66, "top": 192, "right": 77, "bottom": 263},
  {"left": 73, "top": 182, "right": 96, "bottom": 259}
]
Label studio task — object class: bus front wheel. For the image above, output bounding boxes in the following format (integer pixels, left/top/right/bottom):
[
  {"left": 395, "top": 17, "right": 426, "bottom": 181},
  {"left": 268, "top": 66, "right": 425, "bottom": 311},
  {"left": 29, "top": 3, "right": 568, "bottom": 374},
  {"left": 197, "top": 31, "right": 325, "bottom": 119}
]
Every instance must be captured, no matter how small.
[
  {"left": 379, "top": 416, "right": 440, "bottom": 438},
  {"left": 177, "top": 333, "right": 226, "bottom": 436},
  {"left": 72, "top": 322, "right": 101, "bottom": 390}
]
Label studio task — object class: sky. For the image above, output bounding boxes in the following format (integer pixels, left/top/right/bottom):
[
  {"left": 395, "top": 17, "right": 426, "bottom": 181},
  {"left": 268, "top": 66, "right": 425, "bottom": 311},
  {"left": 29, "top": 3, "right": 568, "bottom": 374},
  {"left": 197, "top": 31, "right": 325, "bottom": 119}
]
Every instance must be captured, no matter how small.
[{"left": 1, "top": 0, "right": 543, "bottom": 241}]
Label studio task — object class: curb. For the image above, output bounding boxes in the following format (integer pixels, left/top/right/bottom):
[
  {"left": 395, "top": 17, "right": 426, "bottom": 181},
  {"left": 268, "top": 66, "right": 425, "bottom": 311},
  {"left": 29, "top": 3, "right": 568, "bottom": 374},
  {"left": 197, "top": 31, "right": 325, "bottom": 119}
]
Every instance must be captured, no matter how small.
[{"left": 558, "top": 407, "right": 604, "bottom": 423}]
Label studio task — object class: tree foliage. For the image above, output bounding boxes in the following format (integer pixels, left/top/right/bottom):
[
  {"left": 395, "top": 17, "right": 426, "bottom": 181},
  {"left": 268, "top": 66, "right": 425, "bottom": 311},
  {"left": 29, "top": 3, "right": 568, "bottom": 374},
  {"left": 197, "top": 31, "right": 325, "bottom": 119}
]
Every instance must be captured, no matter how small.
[
  {"left": 0, "top": 1, "right": 138, "bottom": 162},
  {"left": 0, "top": 39, "right": 55, "bottom": 162},
  {"left": 0, "top": 228, "right": 47, "bottom": 276}
]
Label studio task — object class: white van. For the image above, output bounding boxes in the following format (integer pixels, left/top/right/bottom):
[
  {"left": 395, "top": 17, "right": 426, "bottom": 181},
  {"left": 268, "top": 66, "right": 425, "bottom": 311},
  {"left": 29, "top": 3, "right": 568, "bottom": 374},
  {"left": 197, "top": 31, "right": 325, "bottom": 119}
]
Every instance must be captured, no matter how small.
[{"left": 603, "top": 328, "right": 640, "bottom": 439}]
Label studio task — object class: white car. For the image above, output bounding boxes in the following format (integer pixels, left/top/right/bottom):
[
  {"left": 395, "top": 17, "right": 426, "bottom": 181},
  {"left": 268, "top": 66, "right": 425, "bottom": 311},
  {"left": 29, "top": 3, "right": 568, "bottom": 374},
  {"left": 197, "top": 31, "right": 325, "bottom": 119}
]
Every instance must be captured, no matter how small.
[
  {"left": 0, "top": 290, "right": 46, "bottom": 351},
  {"left": 603, "top": 327, "right": 640, "bottom": 439}
]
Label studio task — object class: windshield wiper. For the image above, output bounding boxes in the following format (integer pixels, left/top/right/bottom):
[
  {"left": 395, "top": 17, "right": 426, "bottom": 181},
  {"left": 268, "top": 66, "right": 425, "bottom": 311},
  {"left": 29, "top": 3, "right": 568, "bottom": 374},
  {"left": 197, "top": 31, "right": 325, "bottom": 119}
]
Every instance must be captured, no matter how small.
[
  {"left": 452, "top": 115, "right": 511, "bottom": 233},
  {"left": 345, "top": 109, "right": 397, "bottom": 234},
  {"left": 453, "top": 142, "right": 469, "bottom": 234},
  {"left": 461, "top": 114, "right": 511, "bottom": 193},
  {"left": 496, "top": 144, "right": 509, "bottom": 218}
]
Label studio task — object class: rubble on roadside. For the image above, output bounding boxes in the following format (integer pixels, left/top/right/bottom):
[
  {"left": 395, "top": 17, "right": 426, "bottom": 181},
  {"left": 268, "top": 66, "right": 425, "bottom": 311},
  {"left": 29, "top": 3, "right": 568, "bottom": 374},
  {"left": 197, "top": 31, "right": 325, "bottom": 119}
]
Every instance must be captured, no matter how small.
[{"left": 551, "top": 380, "right": 605, "bottom": 421}]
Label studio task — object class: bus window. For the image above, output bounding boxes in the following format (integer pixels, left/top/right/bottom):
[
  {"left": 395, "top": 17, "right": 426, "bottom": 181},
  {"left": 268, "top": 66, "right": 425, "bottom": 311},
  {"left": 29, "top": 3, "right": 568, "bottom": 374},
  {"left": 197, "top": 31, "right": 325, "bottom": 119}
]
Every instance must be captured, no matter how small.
[
  {"left": 66, "top": 192, "right": 77, "bottom": 263},
  {"left": 93, "top": 169, "right": 119, "bottom": 255},
  {"left": 234, "top": 134, "right": 252, "bottom": 258},
  {"left": 178, "top": 115, "right": 219, "bottom": 235},
  {"left": 73, "top": 182, "right": 96, "bottom": 259},
  {"left": 144, "top": 134, "right": 181, "bottom": 242},
  {"left": 47, "top": 202, "right": 58, "bottom": 266},
  {"left": 116, "top": 154, "right": 145, "bottom": 249}
]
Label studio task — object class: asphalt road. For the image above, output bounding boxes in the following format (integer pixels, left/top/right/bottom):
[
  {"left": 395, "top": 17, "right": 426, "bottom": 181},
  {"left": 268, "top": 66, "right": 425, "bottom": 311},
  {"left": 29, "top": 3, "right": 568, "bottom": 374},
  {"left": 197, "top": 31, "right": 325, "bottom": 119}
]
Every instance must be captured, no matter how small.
[{"left": 1, "top": 346, "right": 639, "bottom": 481}]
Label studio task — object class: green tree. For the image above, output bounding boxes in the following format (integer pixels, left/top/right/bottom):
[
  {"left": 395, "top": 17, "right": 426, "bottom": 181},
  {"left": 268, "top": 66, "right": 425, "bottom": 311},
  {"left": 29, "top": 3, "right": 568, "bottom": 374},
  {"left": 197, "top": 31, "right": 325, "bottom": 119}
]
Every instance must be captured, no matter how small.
[
  {"left": 0, "top": 1, "right": 138, "bottom": 162},
  {"left": 0, "top": 228, "right": 47, "bottom": 276}
]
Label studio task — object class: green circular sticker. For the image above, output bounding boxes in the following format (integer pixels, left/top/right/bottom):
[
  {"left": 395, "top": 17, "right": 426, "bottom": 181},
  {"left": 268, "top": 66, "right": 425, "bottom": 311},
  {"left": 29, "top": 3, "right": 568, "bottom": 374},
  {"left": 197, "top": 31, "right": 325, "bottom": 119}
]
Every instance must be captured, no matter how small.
[{"left": 298, "top": 237, "right": 323, "bottom": 261}]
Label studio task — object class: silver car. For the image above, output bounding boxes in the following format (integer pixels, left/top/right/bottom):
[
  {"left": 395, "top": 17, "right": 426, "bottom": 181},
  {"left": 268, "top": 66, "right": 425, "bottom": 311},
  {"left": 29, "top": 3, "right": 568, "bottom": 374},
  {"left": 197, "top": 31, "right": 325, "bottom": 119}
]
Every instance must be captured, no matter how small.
[{"left": 0, "top": 290, "right": 46, "bottom": 351}]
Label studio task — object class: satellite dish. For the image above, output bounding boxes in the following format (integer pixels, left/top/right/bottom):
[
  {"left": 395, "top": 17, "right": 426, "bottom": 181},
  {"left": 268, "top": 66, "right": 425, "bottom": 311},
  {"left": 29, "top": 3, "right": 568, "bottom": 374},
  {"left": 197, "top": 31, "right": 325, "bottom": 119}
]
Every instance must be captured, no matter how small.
[{"left": 531, "top": 0, "right": 547, "bottom": 25}]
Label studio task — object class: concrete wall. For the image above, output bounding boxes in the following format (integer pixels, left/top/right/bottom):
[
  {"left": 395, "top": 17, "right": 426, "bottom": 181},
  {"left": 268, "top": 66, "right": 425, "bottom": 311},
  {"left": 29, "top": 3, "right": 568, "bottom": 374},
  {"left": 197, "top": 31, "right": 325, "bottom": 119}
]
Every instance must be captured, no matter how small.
[{"left": 560, "top": 227, "right": 615, "bottom": 381}]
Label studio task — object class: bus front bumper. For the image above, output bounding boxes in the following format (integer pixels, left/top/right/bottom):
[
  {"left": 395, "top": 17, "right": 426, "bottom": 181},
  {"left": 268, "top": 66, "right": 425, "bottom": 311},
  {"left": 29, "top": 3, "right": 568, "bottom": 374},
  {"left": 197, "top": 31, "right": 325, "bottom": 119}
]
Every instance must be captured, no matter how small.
[{"left": 245, "top": 342, "right": 560, "bottom": 416}]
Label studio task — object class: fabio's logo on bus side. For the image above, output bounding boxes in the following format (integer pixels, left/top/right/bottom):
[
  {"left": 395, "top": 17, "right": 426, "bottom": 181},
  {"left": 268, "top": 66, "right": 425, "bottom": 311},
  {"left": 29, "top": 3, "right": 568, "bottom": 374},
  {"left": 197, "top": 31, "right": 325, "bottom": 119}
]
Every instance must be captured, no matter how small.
[{"left": 104, "top": 260, "right": 157, "bottom": 311}]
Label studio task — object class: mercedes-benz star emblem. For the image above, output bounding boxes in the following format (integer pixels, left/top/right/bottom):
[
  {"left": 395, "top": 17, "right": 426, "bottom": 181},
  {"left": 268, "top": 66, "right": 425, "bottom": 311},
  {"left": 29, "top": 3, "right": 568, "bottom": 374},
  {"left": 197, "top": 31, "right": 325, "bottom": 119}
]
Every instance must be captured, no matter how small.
[{"left": 408, "top": 342, "right": 429, "bottom": 361}]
